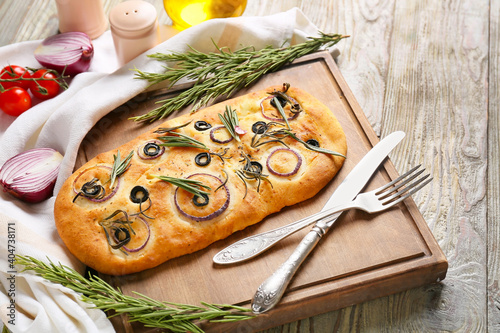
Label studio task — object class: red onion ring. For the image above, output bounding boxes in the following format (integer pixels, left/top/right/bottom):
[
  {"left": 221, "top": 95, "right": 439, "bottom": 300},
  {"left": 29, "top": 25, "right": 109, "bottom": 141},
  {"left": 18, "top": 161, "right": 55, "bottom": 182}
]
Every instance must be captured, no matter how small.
[
  {"left": 72, "top": 165, "right": 119, "bottom": 202},
  {"left": 266, "top": 148, "right": 302, "bottom": 177},
  {"left": 260, "top": 96, "right": 300, "bottom": 122},
  {"left": 111, "top": 216, "right": 150, "bottom": 253},
  {"left": 210, "top": 126, "right": 234, "bottom": 144},
  {"left": 137, "top": 140, "right": 165, "bottom": 160},
  {"left": 174, "top": 173, "right": 230, "bottom": 222}
]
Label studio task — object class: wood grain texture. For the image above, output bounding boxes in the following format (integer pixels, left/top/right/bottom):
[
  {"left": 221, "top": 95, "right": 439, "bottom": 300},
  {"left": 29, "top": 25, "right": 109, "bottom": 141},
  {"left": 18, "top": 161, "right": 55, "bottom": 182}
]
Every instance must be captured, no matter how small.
[{"left": 0, "top": 0, "right": 496, "bottom": 332}]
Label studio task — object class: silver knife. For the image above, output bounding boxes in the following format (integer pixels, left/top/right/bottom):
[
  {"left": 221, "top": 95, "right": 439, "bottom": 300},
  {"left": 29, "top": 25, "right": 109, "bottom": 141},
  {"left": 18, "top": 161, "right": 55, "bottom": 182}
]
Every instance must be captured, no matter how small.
[
  {"left": 250, "top": 130, "right": 405, "bottom": 313},
  {"left": 213, "top": 131, "right": 406, "bottom": 265}
]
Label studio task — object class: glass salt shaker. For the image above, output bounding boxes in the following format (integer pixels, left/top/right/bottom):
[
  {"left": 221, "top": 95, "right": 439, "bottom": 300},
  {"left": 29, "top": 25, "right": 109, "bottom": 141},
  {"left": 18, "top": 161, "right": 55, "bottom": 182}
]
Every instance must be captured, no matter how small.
[
  {"left": 109, "top": 0, "right": 161, "bottom": 65},
  {"left": 55, "top": 0, "right": 107, "bottom": 39}
]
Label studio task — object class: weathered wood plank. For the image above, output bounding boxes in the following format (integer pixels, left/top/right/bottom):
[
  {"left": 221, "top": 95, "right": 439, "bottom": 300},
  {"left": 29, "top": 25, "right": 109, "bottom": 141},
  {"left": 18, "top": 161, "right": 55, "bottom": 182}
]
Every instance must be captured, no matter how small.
[
  {"left": 379, "top": 0, "right": 489, "bottom": 331},
  {"left": 488, "top": 0, "right": 500, "bottom": 331}
]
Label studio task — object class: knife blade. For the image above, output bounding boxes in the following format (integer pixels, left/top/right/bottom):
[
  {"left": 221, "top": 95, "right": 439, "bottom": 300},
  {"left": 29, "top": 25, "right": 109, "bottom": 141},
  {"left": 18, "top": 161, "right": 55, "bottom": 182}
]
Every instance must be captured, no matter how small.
[
  {"left": 213, "top": 131, "right": 406, "bottom": 265},
  {"left": 250, "top": 130, "right": 405, "bottom": 313}
]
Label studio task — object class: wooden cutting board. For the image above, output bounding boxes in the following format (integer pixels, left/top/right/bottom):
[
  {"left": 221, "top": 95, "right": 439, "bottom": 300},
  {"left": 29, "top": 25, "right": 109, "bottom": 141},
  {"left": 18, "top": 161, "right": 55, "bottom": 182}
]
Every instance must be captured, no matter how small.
[{"left": 74, "top": 51, "right": 448, "bottom": 332}]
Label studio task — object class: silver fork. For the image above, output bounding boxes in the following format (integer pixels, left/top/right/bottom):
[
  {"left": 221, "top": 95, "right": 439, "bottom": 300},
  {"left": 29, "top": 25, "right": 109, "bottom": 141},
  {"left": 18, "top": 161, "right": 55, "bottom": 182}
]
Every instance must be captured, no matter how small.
[
  {"left": 213, "top": 165, "right": 432, "bottom": 265},
  {"left": 250, "top": 165, "right": 433, "bottom": 314}
]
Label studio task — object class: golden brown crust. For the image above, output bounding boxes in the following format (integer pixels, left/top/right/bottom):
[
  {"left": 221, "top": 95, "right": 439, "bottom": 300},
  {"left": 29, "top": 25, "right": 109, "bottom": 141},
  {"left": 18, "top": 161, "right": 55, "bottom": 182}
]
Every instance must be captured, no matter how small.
[{"left": 54, "top": 85, "right": 347, "bottom": 275}]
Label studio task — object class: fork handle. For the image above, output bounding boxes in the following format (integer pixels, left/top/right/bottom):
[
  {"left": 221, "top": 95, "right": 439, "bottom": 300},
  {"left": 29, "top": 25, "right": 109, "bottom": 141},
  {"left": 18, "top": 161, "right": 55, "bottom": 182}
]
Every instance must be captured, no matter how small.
[{"left": 251, "top": 214, "right": 337, "bottom": 314}]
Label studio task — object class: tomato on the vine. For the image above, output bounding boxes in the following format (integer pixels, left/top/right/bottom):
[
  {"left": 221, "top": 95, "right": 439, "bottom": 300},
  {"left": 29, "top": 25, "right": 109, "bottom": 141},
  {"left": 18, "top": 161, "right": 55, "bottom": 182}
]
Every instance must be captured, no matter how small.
[
  {"left": 29, "top": 69, "right": 60, "bottom": 100},
  {"left": 0, "top": 87, "right": 32, "bottom": 117},
  {"left": 0, "top": 65, "right": 31, "bottom": 90}
]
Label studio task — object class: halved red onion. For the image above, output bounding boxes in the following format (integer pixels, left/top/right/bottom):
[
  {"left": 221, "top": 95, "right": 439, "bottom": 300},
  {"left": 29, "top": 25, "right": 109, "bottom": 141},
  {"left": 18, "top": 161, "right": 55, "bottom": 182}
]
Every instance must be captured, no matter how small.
[
  {"left": 0, "top": 148, "right": 63, "bottom": 203},
  {"left": 260, "top": 96, "right": 300, "bottom": 122},
  {"left": 174, "top": 173, "right": 230, "bottom": 222},
  {"left": 34, "top": 32, "right": 94, "bottom": 76},
  {"left": 266, "top": 148, "right": 302, "bottom": 177},
  {"left": 137, "top": 140, "right": 165, "bottom": 160},
  {"left": 210, "top": 126, "right": 234, "bottom": 144},
  {"left": 72, "top": 165, "right": 119, "bottom": 202},
  {"left": 111, "top": 216, "right": 150, "bottom": 253}
]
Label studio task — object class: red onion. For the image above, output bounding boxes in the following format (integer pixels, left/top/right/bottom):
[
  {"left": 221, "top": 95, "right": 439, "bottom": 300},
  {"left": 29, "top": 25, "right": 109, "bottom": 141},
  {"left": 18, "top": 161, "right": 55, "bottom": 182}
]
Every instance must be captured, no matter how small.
[
  {"left": 34, "top": 32, "right": 94, "bottom": 76},
  {"left": 0, "top": 148, "right": 63, "bottom": 203},
  {"left": 174, "top": 173, "right": 230, "bottom": 222},
  {"left": 72, "top": 165, "right": 119, "bottom": 202},
  {"left": 210, "top": 126, "right": 234, "bottom": 144},
  {"left": 266, "top": 148, "right": 302, "bottom": 177}
]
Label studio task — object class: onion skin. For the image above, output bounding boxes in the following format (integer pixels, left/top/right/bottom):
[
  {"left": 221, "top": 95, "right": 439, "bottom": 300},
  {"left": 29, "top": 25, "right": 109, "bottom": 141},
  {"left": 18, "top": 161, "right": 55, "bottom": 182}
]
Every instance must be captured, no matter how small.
[
  {"left": 34, "top": 32, "right": 94, "bottom": 76},
  {"left": 0, "top": 148, "right": 63, "bottom": 203}
]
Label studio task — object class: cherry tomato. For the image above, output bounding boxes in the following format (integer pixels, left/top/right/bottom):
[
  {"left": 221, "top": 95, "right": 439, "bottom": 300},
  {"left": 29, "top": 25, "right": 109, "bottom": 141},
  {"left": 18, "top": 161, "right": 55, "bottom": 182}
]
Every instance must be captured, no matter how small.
[
  {"left": 0, "top": 65, "right": 31, "bottom": 90},
  {"left": 29, "top": 69, "right": 60, "bottom": 100},
  {"left": 0, "top": 87, "right": 32, "bottom": 117}
]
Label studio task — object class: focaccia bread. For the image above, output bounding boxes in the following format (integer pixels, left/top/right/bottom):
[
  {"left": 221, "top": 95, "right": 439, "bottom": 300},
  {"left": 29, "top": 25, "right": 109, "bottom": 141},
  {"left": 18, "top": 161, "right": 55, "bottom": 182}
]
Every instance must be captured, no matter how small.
[{"left": 54, "top": 84, "right": 347, "bottom": 275}]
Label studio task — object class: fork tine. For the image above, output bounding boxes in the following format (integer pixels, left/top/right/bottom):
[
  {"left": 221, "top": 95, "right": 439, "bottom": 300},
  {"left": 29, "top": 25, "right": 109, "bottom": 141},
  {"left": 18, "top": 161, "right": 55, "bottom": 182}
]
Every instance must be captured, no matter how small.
[
  {"left": 381, "top": 174, "right": 432, "bottom": 207},
  {"left": 375, "top": 164, "right": 424, "bottom": 197}
]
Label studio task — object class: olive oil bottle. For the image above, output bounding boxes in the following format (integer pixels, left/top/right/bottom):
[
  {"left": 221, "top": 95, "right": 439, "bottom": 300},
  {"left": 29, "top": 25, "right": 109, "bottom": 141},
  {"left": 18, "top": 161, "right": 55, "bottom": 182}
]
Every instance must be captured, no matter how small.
[{"left": 163, "top": 0, "right": 247, "bottom": 30}]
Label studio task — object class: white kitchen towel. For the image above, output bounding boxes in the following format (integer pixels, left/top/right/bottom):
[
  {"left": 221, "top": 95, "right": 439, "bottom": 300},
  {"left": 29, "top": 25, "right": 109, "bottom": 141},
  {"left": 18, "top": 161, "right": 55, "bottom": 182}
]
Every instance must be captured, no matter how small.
[{"left": 0, "top": 8, "right": 321, "bottom": 333}]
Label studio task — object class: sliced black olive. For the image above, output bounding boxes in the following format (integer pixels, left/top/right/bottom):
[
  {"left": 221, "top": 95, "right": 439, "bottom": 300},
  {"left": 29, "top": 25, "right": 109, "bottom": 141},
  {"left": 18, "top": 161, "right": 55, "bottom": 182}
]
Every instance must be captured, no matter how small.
[
  {"left": 193, "top": 193, "right": 209, "bottom": 207},
  {"left": 82, "top": 178, "right": 105, "bottom": 197},
  {"left": 306, "top": 139, "right": 320, "bottom": 147},
  {"left": 249, "top": 161, "right": 263, "bottom": 174},
  {"left": 112, "top": 227, "right": 131, "bottom": 249},
  {"left": 252, "top": 121, "right": 267, "bottom": 134},
  {"left": 194, "top": 120, "right": 212, "bottom": 131},
  {"left": 270, "top": 95, "right": 288, "bottom": 108},
  {"left": 195, "top": 152, "right": 211, "bottom": 166},
  {"left": 130, "top": 185, "right": 149, "bottom": 204},
  {"left": 143, "top": 142, "right": 161, "bottom": 157}
]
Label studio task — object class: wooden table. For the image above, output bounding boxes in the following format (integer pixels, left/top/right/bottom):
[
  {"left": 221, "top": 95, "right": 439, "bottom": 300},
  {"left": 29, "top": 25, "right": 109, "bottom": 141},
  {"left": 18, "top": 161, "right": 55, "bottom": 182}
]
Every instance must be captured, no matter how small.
[{"left": 1, "top": 0, "right": 497, "bottom": 332}]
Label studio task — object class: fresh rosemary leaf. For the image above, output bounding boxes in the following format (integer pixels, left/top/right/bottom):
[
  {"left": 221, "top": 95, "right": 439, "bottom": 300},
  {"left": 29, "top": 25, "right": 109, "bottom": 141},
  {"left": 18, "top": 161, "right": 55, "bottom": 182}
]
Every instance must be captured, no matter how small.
[
  {"left": 132, "top": 32, "right": 348, "bottom": 122},
  {"left": 157, "top": 131, "right": 209, "bottom": 150},
  {"left": 218, "top": 105, "right": 241, "bottom": 142},
  {"left": 152, "top": 175, "right": 211, "bottom": 197},
  {"left": 110, "top": 150, "right": 134, "bottom": 187},
  {"left": 15, "top": 255, "right": 254, "bottom": 332},
  {"left": 284, "top": 130, "right": 346, "bottom": 157},
  {"left": 273, "top": 97, "right": 291, "bottom": 130}
]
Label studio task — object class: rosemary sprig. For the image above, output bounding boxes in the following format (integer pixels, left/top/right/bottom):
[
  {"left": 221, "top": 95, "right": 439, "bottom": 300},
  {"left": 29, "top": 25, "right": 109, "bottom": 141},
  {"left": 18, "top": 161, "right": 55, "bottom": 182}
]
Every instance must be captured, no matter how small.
[
  {"left": 218, "top": 105, "right": 241, "bottom": 142},
  {"left": 155, "top": 121, "right": 209, "bottom": 150},
  {"left": 152, "top": 175, "right": 211, "bottom": 197},
  {"left": 132, "top": 32, "right": 348, "bottom": 122},
  {"left": 15, "top": 255, "right": 255, "bottom": 332},
  {"left": 250, "top": 122, "right": 346, "bottom": 157},
  {"left": 284, "top": 130, "right": 346, "bottom": 157},
  {"left": 110, "top": 150, "right": 134, "bottom": 187}
]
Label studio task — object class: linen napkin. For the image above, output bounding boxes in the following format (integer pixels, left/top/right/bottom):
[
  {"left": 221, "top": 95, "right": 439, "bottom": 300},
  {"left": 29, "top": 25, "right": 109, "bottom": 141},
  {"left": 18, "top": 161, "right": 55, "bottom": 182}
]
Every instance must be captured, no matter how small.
[{"left": 0, "top": 8, "right": 322, "bottom": 332}]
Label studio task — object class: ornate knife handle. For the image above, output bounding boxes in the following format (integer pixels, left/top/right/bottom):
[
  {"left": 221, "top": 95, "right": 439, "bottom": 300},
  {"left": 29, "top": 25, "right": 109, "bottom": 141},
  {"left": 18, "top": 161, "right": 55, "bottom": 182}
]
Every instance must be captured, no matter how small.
[
  {"left": 251, "top": 217, "right": 335, "bottom": 314},
  {"left": 213, "top": 210, "right": 343, "bottom": 264}
]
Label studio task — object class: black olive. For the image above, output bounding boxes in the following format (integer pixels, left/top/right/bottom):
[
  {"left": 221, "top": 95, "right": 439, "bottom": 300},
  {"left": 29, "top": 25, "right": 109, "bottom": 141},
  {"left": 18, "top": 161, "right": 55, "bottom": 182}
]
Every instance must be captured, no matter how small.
[
  {"left": 249, "top": 161, "right": 263, "bottom": 174},
  {"left": 195, "top": 152, "right": 211, "bottom": 166},
  {"left": 112, "top": 227, "right": 130, "bottom": 248},
  {"left": 270, "top": 95, "right": 288, "bottom": 108},
  {"left": 193, "top": 193, "right": 209, "bottom": 207},
  {"left": 143, "top": 142, "right": 161, "bottom": 157},
  {"left": 194, "top": 120, "right": 212, "bottom": 131},
  {"left": 252, "top": 121, "right": 267, "bottom": 134},
  {"left": 306, "top": 139, "right": 320, "bottom": 147},
  {"left": 81, "top": 178, "right": 104, "bottom": 197},
  {"left": 130, "top": 185, "right": 149, "bottom": 203}
]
